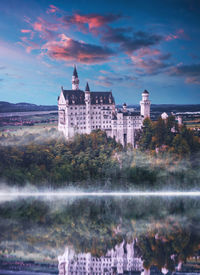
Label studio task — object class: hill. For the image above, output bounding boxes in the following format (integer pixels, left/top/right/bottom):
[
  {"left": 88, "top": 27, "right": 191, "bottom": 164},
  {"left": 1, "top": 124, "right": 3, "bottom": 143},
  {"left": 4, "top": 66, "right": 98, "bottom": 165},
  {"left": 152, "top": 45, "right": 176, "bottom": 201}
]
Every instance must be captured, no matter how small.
[{"left": 0, "top": 101, "right": 58, "bottom": 113}]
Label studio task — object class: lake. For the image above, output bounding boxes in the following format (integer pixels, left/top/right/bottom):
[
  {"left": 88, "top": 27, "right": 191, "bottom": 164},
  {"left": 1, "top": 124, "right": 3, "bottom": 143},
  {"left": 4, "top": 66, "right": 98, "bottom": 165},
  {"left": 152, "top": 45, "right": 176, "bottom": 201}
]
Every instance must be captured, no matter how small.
[{"left": 0, "top": 193, "right": 200, "bottom": 274}]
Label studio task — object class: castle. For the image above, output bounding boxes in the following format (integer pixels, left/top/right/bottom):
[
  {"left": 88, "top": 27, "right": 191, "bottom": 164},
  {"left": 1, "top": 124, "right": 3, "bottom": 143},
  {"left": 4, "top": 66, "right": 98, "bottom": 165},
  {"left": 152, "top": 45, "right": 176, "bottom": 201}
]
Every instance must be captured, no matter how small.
[{"left": 58, "top": 66, "right": 151, "bottom": 147}]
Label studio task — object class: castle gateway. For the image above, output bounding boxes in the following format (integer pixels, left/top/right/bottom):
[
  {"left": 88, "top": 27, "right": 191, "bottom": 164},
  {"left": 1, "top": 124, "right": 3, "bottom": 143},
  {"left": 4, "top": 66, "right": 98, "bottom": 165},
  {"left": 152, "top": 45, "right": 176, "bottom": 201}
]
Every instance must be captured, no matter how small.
[{"left": 58, "top": 66, "right": 150, "bottom": 147}]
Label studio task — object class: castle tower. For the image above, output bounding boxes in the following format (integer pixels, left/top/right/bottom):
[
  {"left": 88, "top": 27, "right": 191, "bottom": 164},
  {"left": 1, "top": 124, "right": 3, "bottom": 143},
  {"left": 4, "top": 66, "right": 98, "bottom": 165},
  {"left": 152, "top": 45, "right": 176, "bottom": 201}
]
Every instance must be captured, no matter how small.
[
  {"left": 122, "top": 103, "right": 127, "bottom": 112},
  {"left": 85, "top": 82, "right": 91, "bottom": 134},
  {"left": 140, "top": 90, "right": 150, "bottom": 118},
  {"left": 72, "top": 65, "right": 79, "bottom": 90},
  {"left": 177, "top": 115, "right": 183, "bottom": 126}
]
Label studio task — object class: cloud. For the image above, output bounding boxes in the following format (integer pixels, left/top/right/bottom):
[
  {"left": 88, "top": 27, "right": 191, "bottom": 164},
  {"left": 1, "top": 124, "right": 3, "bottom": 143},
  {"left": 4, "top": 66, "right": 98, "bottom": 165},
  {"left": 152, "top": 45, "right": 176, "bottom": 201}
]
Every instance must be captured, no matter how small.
[
  {"left": 0, "top": 66, "right": 6, "bottom": 70},
  {"left": 101, "top": 27, "right": 163, "bottom": 54},
  {"left": 62, "top": 13, "right": 121, "bottom": 31},
  {"left": 185, "top": 77, "right": 200, "bottom": 85},
  {"left": 22, "top": 17, "right": 60, "bottom": 42},
  {"left": 21, "top": 29, "right": 32, "bottom": 33},
  {"left": 42, "top": 34, "right": 114, "bottom": 64},
  {"left": 130, "top": 48, "right": 172, "bottom": 75},
  {"left": 32, "top": 17, "right": 59, "bottom": 40},
  {"left": 95, "top": 71, "right": 137, "bottom": 87},
  {"left": 19, "top": 37, "right": 40, "bottom": 53},
  {"left": 165, "top": 29, "right": 188, "bottom": 41},
  {"left": 46, "top": 5, "right": 59, "bottom": 14},
  {"left": 170, "top": 63, "right": 200, "bottom": 85}
]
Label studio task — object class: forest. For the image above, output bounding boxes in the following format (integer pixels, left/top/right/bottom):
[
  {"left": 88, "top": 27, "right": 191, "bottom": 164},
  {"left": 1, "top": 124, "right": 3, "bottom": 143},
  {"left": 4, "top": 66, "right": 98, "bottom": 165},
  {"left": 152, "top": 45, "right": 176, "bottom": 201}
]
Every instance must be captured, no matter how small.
[
  {"left": 138, "top": 116, "right": 200, "bottom": 154},
  {"left": 0, "top": 116, "right": 199, "bottom": 189}
]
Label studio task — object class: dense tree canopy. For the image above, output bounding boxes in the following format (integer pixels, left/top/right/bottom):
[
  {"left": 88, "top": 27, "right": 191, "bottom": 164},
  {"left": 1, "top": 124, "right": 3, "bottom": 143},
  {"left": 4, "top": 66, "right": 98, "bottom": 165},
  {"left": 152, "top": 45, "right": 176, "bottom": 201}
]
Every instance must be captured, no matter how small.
[
  {"left": 0, "top": 125, "right": 199, "bottom": 189},
  {"left": 138, "top": 116, "right": 200, "bottom": 155}
]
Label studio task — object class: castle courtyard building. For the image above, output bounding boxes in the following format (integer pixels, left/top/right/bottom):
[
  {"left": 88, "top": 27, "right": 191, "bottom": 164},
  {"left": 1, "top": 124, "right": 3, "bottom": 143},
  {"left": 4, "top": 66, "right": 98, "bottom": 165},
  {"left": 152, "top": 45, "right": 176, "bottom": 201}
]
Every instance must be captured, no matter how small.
[{"left": 58, "top": 66, "right": 151, "bottom": 147}]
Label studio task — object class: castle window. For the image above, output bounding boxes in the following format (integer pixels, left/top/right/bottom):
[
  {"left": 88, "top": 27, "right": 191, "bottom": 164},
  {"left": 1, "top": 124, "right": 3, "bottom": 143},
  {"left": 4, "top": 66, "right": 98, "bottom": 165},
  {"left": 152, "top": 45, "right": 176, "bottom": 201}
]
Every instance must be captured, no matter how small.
[
  {"left": 70, "top": 107, "right": 73, "bottom": 109},
  {"left": 75, "top": 107, "right": 77, "bottom": 110}
]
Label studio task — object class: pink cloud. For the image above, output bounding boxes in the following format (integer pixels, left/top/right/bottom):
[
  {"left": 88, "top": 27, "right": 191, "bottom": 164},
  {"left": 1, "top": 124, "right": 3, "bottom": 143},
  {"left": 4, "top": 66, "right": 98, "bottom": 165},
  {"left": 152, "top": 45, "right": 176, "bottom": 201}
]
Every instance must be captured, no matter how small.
[
  {"left": 73, "top": 14, "right": 107, "bottom": 29},
  {"left": 21, "top": 29, "right": 32, "bottom": 33},
  {"left": 137, "top": 48, "right": 161, "bottom": 58},
  {"left": 170, "top": 63, "right": 200, "bottom": 85},
  {"left": 185, "top": 77, "right": 200, "bottom": 85},
  {"left": 63, "top": 13, "right": 121, "bottom": 32},
  {"left": 19, "top": 37, "right": 40, "bottom": 53},
  {"left": 46, "top": 5, "right": 59, "bottom": 14},
  {"left": 131, "top": 48, "right": 171, "bottom": 75},
  {"left": 165, "top": 29, "right": 186, "bottom": 41},
  {"left": 33, "top": 21, "right": 43, "bottom": 32},
  {"left": 31, "top": 17, "right": 60, "bottom": 40},
  {"left": 33, "top": 17, "right": 58, "bottom": 32},
  {"left": 42, "top": 34, "right": 114, "bottom": 64}
]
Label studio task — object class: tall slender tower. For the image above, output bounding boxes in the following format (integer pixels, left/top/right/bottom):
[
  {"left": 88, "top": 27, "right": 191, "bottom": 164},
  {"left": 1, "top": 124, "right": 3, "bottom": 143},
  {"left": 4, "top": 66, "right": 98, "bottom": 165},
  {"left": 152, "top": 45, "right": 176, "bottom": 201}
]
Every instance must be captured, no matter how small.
[
  {"left": 85, "top": 82, "right": 91, "bottom": 134},
  {"left": 140, "top": 90, "right": 151, "bottom": 118},
  {"left": 72, "top": 65, "right": 79, "bottom": 90}
]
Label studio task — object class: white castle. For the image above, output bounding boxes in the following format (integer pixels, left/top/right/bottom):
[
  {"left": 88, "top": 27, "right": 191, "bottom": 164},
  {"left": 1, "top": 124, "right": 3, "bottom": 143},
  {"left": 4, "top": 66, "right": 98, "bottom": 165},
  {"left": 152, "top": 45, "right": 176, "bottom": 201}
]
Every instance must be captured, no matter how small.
[
  {"left": 58, "top": 240, "right": 144, "bottom": 275},
  {"left": 58, "top": 66, "right": 151, "bottom": 147}
]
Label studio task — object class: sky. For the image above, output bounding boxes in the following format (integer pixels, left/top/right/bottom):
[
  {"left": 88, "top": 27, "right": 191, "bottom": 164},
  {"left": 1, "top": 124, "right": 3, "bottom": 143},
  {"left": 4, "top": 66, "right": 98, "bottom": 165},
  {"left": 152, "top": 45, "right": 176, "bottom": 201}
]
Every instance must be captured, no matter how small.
[{"left": 0, "top": 0, "right": 200, "bottom": 105}]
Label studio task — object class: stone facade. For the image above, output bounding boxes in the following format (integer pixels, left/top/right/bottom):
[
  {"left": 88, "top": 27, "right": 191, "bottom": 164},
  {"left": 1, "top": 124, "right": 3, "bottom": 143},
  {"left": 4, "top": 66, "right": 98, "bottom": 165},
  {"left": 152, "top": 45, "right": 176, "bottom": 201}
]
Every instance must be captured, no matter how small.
[
  {"left": 58, "top": 240, "right": 143, "bottom": 275},
  {"left": 58, "top": 66, "right": 151, "bottom": 147}
]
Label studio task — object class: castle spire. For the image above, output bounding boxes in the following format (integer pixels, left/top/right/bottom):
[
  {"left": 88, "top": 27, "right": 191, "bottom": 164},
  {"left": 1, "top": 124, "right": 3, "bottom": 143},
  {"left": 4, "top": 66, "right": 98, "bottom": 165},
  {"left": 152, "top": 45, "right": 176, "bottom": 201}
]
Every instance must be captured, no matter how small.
[
  {"left": 72, "top": 65, "right": 79, "bottom": 90},
  {"left": 85, "top": 82, "right": 90, "bottom": 92},
  {"left": 73, "top": 64, "right": 78, "bottom": 78}
]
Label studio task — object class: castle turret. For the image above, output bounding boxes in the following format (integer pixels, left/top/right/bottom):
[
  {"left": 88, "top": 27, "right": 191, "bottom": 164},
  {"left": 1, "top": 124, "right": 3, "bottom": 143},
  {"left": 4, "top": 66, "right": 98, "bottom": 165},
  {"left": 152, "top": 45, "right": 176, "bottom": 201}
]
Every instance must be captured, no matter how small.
[
  {"left": 140, "top": 90, "right": 150, "bottom": 119},
  {"left": 72, "top": 65, "right": 79, "bottom": 90},
  {"left": 177, "top": 115, "right": 183, "bottom": 126},
  {"left": 122, "top": 103, "right": 127, "bottom": 112}
]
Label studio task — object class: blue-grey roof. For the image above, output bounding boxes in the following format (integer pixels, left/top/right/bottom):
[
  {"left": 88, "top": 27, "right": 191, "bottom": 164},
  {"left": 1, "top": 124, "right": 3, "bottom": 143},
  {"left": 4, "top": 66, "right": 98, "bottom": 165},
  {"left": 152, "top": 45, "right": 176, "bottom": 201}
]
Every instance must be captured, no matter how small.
[{"left": 62, "top": 90, "right": 115, "bottom": 105}]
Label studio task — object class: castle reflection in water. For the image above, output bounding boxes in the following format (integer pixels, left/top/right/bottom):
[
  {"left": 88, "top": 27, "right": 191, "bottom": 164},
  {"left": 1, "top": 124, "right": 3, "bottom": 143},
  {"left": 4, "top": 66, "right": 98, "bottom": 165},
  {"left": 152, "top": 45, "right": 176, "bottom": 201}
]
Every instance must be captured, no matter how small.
[{"left": 58, "top": 240, "right": 143, "bottom": 275}]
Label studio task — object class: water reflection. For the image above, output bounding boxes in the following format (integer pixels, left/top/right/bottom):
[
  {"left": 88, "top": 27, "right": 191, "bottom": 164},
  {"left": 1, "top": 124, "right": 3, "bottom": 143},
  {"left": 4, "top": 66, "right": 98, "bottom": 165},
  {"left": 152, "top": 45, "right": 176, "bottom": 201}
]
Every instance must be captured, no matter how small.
[{"left": 0, "top": 196, "right": 200, "bottom": 274}]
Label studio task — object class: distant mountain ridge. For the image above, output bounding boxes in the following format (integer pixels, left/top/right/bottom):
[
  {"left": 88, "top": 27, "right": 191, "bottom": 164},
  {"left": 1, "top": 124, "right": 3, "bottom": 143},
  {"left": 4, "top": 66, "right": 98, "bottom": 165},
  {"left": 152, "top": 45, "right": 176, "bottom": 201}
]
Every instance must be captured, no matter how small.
[
  {"left": 117, "top": 104, "right": 200, "bottom": 113},
  {"left": 0, "top": 101, "right": 199, "bottom": 113},
  {"left": 0, "top": 101, "right": 58, "bottom": 113}
]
